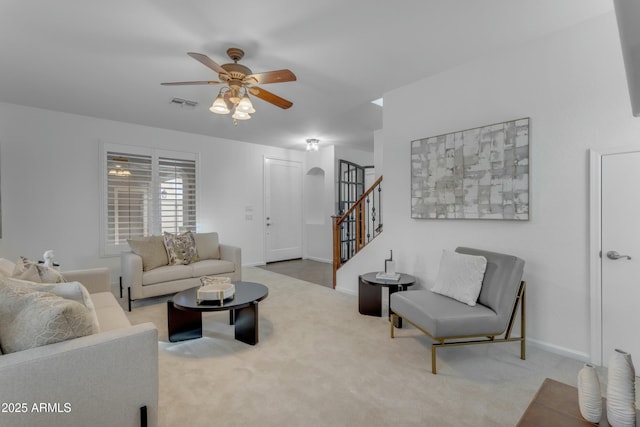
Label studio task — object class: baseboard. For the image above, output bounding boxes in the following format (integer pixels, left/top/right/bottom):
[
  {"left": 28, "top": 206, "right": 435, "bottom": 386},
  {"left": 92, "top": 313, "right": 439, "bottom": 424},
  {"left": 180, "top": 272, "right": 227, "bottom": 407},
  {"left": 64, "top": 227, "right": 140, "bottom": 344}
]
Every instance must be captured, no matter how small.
[
  {"left": 243, "top": 262, "right": 266, "bottom": 267},
  {"left": 527, "top": 337, "right": 590, "bottom": 363},
  {"left": 334, "top": 285, "right": 357, "bottom": 296},
  {"left": 304, "top": 256, "right": 332, "bottom": 264}
]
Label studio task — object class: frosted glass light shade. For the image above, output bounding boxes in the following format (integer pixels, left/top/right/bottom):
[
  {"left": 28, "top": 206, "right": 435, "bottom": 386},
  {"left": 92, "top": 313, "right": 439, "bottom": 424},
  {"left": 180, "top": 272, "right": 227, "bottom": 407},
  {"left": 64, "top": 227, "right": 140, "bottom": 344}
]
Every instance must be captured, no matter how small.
[
  {"left": 209, "top": 96, "right": 230, "bottom": 114},
  {"left": 236, "top": 94, "right": 255, "bottom": 113},
  {"left": 232, "top": 109, "right": 251, "bottom": 120}
]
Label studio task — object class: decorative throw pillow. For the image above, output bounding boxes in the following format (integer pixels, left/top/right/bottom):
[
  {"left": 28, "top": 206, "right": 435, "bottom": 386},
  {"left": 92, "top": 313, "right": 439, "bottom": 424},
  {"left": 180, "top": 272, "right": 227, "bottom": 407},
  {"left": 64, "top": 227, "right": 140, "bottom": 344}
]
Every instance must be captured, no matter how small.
[
  {"left": 163, "top": 231, "right": 200, "bottom": 265},
  {"left": 431, "top": 250, "right": 488, "bottom": 306},
  {"left": 12, "top": 256, "right": 65, "bottom": 283},
  {"left": 0, "top": 258, "right": 15, "bottom": 279},
  {"left": 0, "top": 281, "right": 97, "bottom": 354},
  {"left": 13, "top": 263, "right": 42, "bottom": 282},
  {"left": 127, "top": 236, "right": 169, "bottom": 271},
  {"left": 2, "top": 277, "right": 100, "bottom": 332}
]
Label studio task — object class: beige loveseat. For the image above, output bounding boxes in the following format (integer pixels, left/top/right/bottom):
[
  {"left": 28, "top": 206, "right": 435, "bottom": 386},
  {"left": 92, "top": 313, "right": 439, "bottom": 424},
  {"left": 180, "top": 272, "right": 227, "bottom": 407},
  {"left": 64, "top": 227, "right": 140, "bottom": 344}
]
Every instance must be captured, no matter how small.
[
  {"left": 121, "top": 232, "right": 241, "bottom": 311},
  {"left": 0, "top": 264, "right": 158, "bottom": 427}
]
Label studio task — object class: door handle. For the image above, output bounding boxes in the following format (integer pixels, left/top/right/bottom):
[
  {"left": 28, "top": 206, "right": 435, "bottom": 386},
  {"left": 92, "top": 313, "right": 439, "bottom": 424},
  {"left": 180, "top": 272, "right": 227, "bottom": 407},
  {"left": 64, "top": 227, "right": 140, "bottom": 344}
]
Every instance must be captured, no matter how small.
[{"left": 606, "top": 250, "right": 632, "bottom": 260}]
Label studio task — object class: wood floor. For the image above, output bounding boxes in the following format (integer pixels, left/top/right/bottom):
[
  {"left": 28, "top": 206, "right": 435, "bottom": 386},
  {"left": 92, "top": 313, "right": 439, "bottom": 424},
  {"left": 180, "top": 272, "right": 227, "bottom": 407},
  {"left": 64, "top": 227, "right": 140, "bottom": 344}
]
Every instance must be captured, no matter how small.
[{"left": 257, "top": 259, "right": 333, "bottom": 288}]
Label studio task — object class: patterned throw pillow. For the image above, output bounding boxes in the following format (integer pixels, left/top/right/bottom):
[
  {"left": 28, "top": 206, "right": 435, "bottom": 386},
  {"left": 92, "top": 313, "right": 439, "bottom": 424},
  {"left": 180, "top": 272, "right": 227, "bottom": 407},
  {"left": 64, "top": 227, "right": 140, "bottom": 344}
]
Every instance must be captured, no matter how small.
[
  {"left": 163, "top": 231, "right": 200, "bottom": 265},
  {"left": 2, "top": 277, "right": 100, "bottom": 333},
  {"left": 12, "top": 257, "right": 65, "bottom": 283},
  {"left": 0, "top": 280, "right": 97, "bottom": 354}
]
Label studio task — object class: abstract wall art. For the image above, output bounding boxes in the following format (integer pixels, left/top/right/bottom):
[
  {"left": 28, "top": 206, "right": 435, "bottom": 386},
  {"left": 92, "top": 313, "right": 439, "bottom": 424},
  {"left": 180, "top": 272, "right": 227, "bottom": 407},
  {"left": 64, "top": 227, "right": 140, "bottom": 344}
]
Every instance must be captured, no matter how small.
[{"left": 411, "top": 117, "right": 529, "bottom": 220}]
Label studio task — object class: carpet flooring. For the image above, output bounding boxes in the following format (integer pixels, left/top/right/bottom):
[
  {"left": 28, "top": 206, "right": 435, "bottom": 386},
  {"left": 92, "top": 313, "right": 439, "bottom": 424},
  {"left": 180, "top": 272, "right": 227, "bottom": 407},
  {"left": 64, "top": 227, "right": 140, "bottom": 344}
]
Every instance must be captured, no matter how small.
[{"left": 125, "top": 267, "right": 588, "bottom": 427}]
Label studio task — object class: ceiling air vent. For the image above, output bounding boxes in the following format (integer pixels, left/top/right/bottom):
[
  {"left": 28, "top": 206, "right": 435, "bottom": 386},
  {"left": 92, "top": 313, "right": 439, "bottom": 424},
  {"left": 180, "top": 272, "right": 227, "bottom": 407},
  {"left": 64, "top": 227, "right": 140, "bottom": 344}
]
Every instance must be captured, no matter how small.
[{"left": 170, "top": 98, "right": 198, "bottom": 108}]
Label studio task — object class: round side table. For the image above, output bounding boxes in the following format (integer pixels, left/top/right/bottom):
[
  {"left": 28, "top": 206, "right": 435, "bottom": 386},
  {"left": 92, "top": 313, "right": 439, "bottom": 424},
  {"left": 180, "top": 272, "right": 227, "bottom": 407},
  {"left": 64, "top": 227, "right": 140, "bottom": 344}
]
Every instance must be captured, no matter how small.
[{"left": 358, "top": 272, "right": 415, "bottom": 327}]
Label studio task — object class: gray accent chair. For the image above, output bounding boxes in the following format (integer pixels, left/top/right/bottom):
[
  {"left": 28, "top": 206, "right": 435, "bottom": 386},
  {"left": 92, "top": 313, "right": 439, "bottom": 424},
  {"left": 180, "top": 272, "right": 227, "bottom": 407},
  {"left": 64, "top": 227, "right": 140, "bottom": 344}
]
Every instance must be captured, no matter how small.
[{"left": 390, "top": 247, "right": 526, "bottom": 374}]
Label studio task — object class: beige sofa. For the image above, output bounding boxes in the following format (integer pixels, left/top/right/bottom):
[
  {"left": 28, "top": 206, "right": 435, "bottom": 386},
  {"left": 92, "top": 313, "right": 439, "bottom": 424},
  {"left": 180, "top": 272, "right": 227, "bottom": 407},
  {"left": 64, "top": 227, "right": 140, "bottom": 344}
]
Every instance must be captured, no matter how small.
[
  {"left": 121, "top": 232, "right": 241, "bottom": 310},
  {"left": 0, "top": 266, "right": 158, "bottom": 427}
]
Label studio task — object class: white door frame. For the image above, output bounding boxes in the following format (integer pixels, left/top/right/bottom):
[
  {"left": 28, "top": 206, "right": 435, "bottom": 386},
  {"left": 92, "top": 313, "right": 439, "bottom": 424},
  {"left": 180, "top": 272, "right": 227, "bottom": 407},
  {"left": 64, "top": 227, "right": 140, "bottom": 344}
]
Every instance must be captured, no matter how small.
[{"left": 589, "top": 146, "right": 640, "bottom": 366}]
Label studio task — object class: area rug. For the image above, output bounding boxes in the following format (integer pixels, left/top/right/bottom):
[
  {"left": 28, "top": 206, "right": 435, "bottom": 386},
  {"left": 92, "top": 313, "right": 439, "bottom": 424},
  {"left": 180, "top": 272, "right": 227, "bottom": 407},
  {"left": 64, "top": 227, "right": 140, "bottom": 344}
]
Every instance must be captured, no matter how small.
[{"left": 125, "top": 267, "right": 585, "bottom": 427}]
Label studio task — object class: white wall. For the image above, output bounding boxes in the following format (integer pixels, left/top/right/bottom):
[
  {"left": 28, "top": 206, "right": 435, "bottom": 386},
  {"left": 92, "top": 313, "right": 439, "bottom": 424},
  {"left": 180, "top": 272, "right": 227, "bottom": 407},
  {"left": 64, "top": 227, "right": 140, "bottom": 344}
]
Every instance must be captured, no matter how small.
[
  {"left": 373, "top": 129, "right": 383, "bottom": 179},
  {"left": 303, "top": 145, "right": 335, "bottom": 263},
  {"left": 338, "top": 12, "right": 640, "bottom": 360},
  {"left": 0, "top": 102, "right": 303, "bottom": 277}
]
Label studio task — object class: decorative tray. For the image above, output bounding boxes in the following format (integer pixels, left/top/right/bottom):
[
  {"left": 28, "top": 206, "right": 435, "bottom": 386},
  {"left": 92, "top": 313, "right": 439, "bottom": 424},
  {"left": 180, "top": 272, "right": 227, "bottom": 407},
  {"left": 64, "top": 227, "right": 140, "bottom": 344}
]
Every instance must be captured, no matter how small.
[{"left": 197, "top": 277, "right": 235, "bottom": 305}]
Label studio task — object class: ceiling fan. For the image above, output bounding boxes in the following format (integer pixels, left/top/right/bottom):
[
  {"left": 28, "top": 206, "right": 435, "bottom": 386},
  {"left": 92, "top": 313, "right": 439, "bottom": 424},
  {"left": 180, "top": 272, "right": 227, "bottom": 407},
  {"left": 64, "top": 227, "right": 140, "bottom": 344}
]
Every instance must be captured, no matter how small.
[{"left": 161, "top": 48, "right": 296, "bottom": 123}]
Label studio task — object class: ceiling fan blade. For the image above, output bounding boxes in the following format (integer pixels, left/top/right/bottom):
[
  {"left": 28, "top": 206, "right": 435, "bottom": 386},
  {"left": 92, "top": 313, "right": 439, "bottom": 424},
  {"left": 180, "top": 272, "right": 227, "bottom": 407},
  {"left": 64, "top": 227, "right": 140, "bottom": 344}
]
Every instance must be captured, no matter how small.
[
  {"left": 244, "top": 69, "right": 297, "bottom": 85},
  {"left": 248, "top": 86, "right": 293, "bottom": 109},
  {"left": 187, "top": 52, "right": 229, "bottom": 76},
  {"left": 161, "top": 81, "right": 222, "bottom": 86}
]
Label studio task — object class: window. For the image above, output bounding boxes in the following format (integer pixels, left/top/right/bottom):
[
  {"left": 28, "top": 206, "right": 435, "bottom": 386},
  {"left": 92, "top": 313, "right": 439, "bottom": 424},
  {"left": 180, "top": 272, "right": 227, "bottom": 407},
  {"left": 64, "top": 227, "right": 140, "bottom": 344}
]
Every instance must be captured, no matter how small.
[{"left": 102, "top": 143, "right": 198, "bottom": 256}]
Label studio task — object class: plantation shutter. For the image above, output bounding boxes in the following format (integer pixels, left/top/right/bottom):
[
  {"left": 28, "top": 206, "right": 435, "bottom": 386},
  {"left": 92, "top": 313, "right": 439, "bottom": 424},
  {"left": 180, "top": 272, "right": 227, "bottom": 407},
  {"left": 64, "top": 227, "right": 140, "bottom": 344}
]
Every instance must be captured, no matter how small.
[
  {"left": 106, "top": 152, "right": 153, "bottom": 245},
  {"left": 158, "top": 156, "right": 197, "bottom": 234},
  {"left": 102, "top": 144, "right": 199, "bottom": 256}
]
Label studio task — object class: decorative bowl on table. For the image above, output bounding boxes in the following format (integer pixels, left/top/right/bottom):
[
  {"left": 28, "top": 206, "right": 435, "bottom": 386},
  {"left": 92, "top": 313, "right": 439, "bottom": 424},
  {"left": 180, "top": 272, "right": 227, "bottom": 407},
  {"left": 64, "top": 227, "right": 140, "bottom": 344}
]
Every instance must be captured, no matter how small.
[{"left": 197, "top": 276, "right": 235, "bottom": 304}]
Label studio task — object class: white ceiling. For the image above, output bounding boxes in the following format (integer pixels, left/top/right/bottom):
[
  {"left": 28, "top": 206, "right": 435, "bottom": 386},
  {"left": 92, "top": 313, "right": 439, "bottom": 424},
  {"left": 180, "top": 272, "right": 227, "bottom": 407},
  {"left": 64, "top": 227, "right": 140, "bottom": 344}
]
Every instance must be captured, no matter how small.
[{"left": 0, "top": 0, "right": 613, "bottom": 151}]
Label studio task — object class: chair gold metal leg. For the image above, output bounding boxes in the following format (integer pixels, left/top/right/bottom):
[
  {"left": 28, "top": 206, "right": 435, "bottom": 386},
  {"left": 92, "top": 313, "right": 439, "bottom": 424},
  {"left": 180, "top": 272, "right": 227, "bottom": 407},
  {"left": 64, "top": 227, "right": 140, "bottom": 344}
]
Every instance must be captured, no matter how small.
[
  {"left": 390, "top": 314, "right": 396, "bottom": 338},
  {"left": 431, "top": 345, "right": 437, "bottom": 374}
]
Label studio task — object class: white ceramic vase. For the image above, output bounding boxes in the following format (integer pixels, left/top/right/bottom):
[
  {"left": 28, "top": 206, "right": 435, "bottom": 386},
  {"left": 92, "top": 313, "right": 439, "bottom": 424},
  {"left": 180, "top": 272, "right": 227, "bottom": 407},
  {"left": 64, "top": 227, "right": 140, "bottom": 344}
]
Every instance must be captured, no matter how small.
[
  {"left": 578, "top": 363, "right": 602, "bottom": 423},
  {"left": 607, "top": 349, "right": 636, "bottom": 427}
]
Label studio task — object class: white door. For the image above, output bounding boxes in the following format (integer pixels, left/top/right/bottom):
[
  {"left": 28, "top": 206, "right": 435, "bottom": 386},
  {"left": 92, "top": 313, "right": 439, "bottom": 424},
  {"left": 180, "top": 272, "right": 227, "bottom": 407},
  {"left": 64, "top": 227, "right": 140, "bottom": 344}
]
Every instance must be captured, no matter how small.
[
  {"left": 601, "top": 151, "right": 640, "bottom": 366},
  {"left": 264, "top": 158, "right": 302, "bottom": 262}
]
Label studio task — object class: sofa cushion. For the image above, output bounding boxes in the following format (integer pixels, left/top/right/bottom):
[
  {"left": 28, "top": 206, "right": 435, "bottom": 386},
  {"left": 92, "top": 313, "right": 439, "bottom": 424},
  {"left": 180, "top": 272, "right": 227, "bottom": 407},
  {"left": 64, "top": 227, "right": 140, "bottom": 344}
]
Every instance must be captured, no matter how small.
[
  {"left": 163, "top": 231, "right": 200, "bottom": 265},
  {"left": 0, "top": 281, "right": 98, "bottom": 354},
  {"left": 89, "top": 292, "right": 132, "bottom": 332},
  {"left": 142, "top": 264, "right": 192, "bottom": 285},
  {"left": 128, "top": 235, "right": 169, "bottom": 271},
  {"left": 11, "top": 256, "right": 65, "bottom": 283},
  {"left": 194, "top": 232, "right": 221, "bottom": 260},
  {"left": 431, "top": 250, "right": 487, "bottom": 306},
  {"left": 190, "top": 259, "right": 236, "bottom": 277},
  {"left": 2, "top": 278, "right": 100, "bottom": 332}
]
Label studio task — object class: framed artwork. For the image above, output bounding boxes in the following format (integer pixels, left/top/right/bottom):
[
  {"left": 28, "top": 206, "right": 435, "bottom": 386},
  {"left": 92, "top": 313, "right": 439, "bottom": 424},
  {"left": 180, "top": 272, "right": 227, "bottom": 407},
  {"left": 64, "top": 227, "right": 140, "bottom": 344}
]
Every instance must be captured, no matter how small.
[{"left": 411, "top": 117, "right": 529, "bottom": 220}]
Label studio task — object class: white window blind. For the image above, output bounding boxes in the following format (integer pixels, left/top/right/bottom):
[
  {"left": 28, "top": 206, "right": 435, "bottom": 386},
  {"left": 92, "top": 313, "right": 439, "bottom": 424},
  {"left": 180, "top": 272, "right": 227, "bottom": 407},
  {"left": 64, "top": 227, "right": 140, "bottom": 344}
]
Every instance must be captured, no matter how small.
[
  {"left": 102, "top": 144, "right": 198, "bottom": 255},
  {"left": 158, "top": 156, "right": 197, "bottom": 234},
  {"left": 106, "top": 152, "right": 152, "bottom": 246}
]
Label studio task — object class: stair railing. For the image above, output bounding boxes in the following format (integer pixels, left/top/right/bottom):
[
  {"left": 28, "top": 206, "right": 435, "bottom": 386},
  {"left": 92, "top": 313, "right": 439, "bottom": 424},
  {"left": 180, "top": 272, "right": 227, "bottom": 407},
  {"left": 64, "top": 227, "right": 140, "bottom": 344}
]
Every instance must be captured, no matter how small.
[{"left": 332, "top": 176, "right": 383, "bottom": 288}]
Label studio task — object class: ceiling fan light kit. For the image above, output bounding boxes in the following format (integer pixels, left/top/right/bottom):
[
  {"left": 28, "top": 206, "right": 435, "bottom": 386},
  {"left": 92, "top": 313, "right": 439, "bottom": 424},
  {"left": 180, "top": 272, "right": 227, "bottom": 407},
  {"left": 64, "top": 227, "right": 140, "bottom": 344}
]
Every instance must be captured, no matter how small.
[{"left": 163, "top": 47, "right": 296, "bottom": 126}]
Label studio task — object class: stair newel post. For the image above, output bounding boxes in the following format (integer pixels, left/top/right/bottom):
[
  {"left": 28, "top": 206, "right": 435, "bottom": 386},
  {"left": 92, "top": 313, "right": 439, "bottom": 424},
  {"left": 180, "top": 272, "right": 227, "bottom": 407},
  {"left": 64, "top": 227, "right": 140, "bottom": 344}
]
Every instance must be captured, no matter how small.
[{"left": 332, "top": 215, "right": 341, "bottom": 289}]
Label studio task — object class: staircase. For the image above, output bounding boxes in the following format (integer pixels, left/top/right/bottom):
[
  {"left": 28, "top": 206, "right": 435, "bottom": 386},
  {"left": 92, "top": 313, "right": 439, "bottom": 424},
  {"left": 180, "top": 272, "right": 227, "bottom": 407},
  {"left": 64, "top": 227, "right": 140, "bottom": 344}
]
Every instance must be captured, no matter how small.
[{"left": 332, "top": 176, "right": 383, "bottom": 288}]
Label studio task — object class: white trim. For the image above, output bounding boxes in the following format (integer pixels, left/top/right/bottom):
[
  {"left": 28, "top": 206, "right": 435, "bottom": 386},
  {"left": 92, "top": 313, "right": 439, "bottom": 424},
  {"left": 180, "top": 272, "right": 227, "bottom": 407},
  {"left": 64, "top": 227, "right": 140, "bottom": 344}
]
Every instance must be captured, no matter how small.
[
  {"left": 589, "top": 145, "right": 640, "bottom": 366},
  {"left": 528, "top": 337, "right": 590, "bottom": 363},
  {"left": 334, "top": 285, "right": 357, "bottom": 296},
  {"left": 243, "top": 262, "right": 265, "bottom": 268},
  {"left": 304, "top": 256, "right": 332, "bottom": 264}
]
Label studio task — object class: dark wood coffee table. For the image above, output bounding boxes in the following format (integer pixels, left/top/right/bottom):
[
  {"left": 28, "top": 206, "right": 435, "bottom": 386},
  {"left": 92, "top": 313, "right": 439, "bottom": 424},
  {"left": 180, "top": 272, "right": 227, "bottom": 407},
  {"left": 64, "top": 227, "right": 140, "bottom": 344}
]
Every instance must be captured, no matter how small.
[
  {"left": 167, "top": 281, "right": 269, "bottom": 345},
  {"left": 517, "top": 378, "right": 609, "bottom": 427}
]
